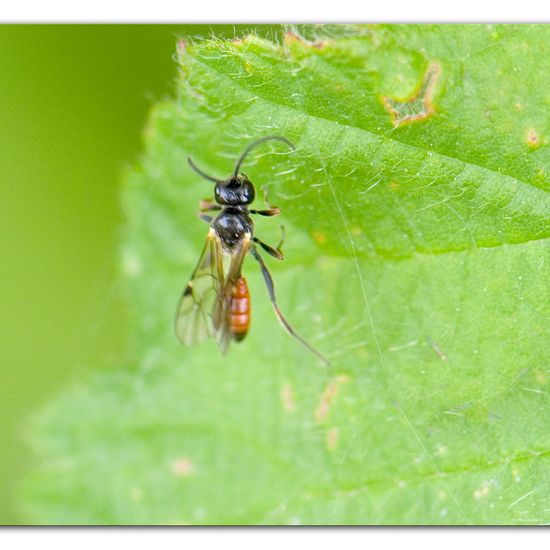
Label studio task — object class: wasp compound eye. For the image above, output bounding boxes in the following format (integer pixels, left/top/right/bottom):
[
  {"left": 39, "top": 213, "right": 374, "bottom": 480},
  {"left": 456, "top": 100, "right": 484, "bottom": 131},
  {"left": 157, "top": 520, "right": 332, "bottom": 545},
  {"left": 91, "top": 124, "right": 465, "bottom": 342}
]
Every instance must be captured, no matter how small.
[{"left": 238, "top": 175, "right": 255, "bottom": 204}]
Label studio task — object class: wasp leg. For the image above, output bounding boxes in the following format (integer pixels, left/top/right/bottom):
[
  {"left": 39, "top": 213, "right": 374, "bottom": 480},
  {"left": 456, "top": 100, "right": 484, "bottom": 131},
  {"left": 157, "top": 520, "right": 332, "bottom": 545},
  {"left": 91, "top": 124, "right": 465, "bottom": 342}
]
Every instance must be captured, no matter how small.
[
  {"left": 250, "top": 207, "right": 280, "bottom": 217},
  {"left": 198, "top": 213, "right": 214, "bottom": 224},
  {"left": 199, "top": 198, "right": 222, "bottom": 212},
  {"left": 253, "top": 225, "right": 285, "bottom": 259},
  {"left": 253, "top": 233, "right": 284, "bottom": 260},
  {"left": 252, "top": 185, "right": 281, "bottom": 216},
  {"left": 249, "top": 245, "right": 329, "bottom": 366}
]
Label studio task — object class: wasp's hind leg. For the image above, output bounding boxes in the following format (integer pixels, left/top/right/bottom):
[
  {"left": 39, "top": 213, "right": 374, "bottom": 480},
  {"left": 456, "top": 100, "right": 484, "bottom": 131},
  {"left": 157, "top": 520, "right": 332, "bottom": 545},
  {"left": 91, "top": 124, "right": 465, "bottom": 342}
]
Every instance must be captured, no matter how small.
[
  {"left": 249, "top": 245, "right": 329, "bottom": 366},
  {"left": 253, "top": 225, "right": 285, "bottom": 260}
]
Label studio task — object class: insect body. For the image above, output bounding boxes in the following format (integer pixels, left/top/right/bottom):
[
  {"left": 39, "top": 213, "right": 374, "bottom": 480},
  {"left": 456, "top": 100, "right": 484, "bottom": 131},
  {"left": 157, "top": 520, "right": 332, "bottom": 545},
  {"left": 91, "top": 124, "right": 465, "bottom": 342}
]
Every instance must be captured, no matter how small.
[
  {"left": 175, "top": 135, "right": 328, "bottom": 365},
  {"left": 230, "top": 277, "right": 250, "bottom": 341}
]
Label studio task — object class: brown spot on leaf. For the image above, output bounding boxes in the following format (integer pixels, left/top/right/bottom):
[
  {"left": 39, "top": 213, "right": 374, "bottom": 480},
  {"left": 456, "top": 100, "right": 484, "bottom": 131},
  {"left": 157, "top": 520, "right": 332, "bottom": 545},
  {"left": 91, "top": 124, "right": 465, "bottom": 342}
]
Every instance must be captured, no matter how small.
[
  {"left": 281, "top": 383, "right": 296, "bottom": 412},
  {"left": 315, "top": 375, "right": 349, "bottom": 423},
  {"left": 389, "top": 181, "right": 400, "bottom": 190},
  {"left": 382, "top": 62, "right": 441, "bottom": 127},
  {"left": 284, "top": 30, "right": 303, "bottom": 46},
  {"left": 170, "top": 458, "right": 194, "bottom": 477},
  {"left": 313, "top": 231, "right": 327, "bottom": 245},
  {"left": 474, "top": 482, "right": 490, "bottom": 500},
  {"left": 284, "top": 30, "right": 328, "bottom": 50},
  {"left": 526, "top": 128, "right": 542, "bottom": 149},
  {"left": 326, "top": 427, "right": 339, "bottom": 451}
]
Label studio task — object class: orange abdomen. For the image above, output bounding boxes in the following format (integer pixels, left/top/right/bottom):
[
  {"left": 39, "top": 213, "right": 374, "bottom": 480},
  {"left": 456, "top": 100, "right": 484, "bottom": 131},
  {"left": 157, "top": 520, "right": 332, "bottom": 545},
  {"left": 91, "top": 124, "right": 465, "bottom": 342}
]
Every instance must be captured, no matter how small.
[{"left": 230, "top": 277, "right": 250, "bottom": 341}]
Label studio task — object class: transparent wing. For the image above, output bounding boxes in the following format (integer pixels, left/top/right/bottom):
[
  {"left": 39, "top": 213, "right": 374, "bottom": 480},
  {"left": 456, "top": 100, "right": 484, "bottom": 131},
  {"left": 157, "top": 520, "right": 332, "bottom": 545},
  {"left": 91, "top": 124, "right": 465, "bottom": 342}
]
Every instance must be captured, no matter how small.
[
  {"left": 214, "top": 234, "right": 251, "bottom": 355},
  {"left": 174, "top": 229, "right": 225, "bottom": 346}
]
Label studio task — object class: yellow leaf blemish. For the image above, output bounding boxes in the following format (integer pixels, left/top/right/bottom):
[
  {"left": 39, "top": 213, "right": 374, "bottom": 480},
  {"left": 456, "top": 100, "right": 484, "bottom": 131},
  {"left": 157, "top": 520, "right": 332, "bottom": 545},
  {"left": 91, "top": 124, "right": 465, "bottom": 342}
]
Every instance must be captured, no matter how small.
[
  {"left": 281, "top": 382, "right": 296, "bottom": 412},
  {"left": 170, "top": 458, "right": 194, "bottom": 477},
  {"left": 526, "top": 128, "right": 543, "bottom": 149},
  {"left": 315, "top": 375, "right": 349, "bottom": 423},
  {"left": 382, "top": 62, "right": 441, "bottom": 127},
  {"left": 313, "top": 231, "right": 327, "bottom": 245},
  {"left": 326, "top": 427, "right": 339, "bottom": 451}
]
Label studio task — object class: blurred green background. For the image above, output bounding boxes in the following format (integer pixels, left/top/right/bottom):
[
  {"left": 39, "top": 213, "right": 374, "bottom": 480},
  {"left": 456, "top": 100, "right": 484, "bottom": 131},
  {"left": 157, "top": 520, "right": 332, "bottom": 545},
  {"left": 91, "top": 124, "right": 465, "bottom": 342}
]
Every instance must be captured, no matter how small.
[{"left": 0, "top": 24, "right": 271, "bottom": 524}]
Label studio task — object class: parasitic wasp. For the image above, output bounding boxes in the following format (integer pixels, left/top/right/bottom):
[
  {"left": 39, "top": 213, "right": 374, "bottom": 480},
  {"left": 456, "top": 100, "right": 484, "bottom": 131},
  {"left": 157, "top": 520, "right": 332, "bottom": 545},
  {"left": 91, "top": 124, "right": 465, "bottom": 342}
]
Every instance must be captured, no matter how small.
[{"left": 175, "top": 136, "right": 328, "bottom": 366}]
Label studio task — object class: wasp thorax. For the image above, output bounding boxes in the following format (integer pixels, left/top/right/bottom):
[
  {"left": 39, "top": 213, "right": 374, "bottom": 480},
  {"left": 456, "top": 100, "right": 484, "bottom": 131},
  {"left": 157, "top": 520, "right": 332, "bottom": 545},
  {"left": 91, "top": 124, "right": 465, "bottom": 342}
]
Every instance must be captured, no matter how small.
[{"left": 215, "top": 173, "right": 256, "bottom": 205}]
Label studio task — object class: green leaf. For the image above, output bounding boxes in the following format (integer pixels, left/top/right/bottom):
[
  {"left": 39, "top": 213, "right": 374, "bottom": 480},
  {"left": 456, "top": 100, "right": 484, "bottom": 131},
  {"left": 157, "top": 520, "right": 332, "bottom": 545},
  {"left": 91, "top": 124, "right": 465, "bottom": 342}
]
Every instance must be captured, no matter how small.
[{"left": 23, "top": 25, "right": 550, "bottom": 525}]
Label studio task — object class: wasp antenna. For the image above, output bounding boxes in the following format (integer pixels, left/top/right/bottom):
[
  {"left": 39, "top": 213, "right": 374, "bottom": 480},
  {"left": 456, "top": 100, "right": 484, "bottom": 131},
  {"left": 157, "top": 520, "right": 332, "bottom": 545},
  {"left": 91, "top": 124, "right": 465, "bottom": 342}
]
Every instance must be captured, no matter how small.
[
  {"left": 233, "top": 136, "right": 296, "bottom": 176},
  {"left": 188, "top": 157, "right": 222, "bottom": 183}
]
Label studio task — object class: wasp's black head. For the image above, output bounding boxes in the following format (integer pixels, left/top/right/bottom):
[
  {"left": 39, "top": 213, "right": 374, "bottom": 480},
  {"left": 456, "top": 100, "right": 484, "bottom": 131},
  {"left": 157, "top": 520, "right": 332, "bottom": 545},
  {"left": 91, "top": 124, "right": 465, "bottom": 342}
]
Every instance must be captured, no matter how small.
[
  {"left": 215, "top": 173, "right": 255, "bottom": 205},
  {"left": 188, "top": 136, "right": 295, "bottom": 207}
]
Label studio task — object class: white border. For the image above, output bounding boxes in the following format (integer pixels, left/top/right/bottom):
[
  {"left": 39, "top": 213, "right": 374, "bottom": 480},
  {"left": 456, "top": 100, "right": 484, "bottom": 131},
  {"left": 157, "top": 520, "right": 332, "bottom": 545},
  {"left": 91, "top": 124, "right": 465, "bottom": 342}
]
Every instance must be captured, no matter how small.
[
  {"left": 2, "top": 1, "right": 550, "bottom": 22},
  {"left": 0, "top": 528, "right": 548, "bottom": 549}
]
